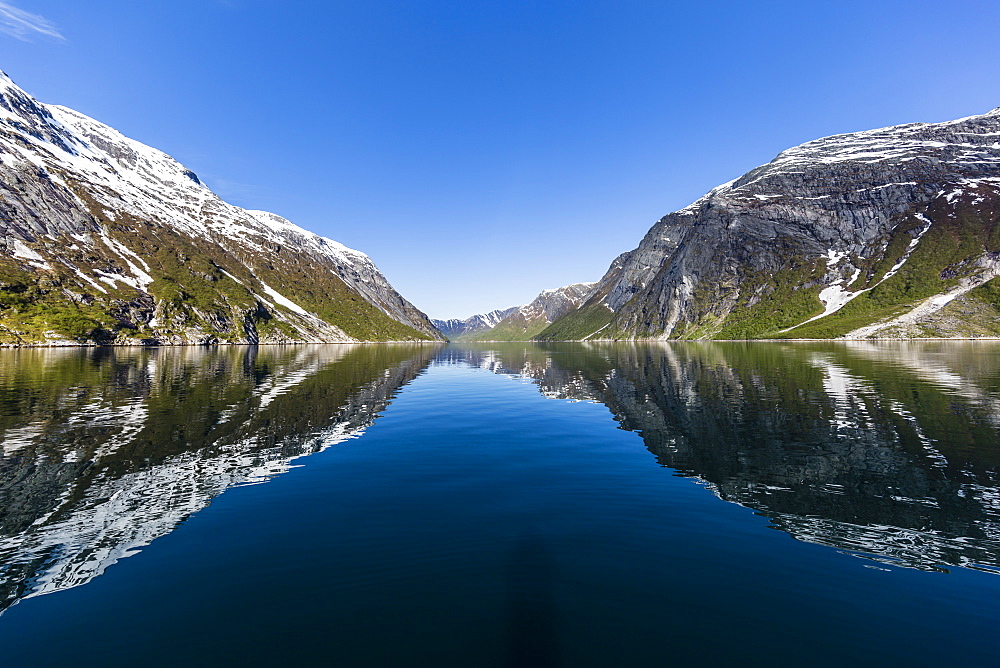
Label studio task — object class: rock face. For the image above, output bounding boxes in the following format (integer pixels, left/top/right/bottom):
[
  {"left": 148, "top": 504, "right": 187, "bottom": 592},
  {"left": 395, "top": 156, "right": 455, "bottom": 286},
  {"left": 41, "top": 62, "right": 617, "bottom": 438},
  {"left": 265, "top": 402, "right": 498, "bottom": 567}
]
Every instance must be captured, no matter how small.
[
  {"left": 540, "top": 109, "right": 1000, "bottom": 340},
  {"left": 462, "top": 282, "right": 595, "bottom": 341},
  {"left": 432, "top": 307, "right": 518, "bottom": 340},
  {"left": 0, "top": 70, "right": 444, "bottom": 344}
]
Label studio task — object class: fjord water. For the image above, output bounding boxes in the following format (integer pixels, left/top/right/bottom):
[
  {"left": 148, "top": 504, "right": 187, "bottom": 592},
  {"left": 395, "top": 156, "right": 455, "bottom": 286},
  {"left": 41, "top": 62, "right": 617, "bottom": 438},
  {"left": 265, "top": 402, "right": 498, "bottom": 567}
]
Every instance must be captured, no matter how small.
[{"left": 1, "top": 343, "right": 999, "bottom": 665}]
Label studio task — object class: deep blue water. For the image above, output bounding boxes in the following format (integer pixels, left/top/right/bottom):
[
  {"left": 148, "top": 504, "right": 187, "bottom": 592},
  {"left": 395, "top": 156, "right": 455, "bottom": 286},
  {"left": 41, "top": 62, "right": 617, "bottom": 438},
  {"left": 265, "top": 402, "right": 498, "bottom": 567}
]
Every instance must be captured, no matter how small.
[{"left": 0, "top": 342, "right": 999, "bottom": 666}]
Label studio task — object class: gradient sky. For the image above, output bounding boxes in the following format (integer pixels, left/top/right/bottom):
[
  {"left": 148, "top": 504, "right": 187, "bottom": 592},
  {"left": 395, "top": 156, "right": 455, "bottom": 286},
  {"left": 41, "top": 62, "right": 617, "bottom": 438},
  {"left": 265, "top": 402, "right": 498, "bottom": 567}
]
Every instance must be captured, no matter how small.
[{"left": 3, "top": 1, "right": 1000, "bottom": 319}]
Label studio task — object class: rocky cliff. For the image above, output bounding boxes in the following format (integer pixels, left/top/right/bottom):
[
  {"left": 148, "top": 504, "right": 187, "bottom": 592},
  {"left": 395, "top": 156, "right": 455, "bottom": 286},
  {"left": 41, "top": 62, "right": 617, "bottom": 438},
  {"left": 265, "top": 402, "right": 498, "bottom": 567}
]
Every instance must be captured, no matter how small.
[
  {"left": 462, "top": 282, "right": 595, "bottom": 341},
  {"left": 540, "top": 109, "right": 1000, "bottom": 340},
  {"left": 0, "top": 70, "right": 443, "bottom": 344}
]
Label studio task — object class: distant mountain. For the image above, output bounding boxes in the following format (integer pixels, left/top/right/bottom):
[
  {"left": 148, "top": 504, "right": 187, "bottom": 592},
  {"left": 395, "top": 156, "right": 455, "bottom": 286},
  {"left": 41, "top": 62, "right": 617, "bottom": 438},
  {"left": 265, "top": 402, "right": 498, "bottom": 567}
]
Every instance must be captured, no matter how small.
[
  {"left": 463, "top": 282, "right": 595, "bottom": 341},
  {"left": 431, "top": 307, "right": 518, "bottom": 340},
  {"left": 0, "top": 70, "right": 444, "bottom": 344},
  {"left": 540, "top": 108, "right": 1000, "bottom": 340}
]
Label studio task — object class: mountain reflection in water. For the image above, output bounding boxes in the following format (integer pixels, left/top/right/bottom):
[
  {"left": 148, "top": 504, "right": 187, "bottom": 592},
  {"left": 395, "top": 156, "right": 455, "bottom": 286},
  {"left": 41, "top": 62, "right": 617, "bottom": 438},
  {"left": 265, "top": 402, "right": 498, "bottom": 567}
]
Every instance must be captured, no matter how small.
[
  {"left": 0, "top": 344, "right": 440, "bottom": 613},
  {"left": 1, "top": 340, "right": 999, "bottom": 629},
  {"left": 451, "top": 341, "right": 1000, "bottom": 574}
]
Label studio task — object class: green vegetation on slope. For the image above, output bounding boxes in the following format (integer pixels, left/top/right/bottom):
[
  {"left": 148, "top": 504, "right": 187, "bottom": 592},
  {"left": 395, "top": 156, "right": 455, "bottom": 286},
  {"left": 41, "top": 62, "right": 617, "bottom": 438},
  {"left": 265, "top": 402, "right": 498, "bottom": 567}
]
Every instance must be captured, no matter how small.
[
  {"left": 461, "top": 313, "right": 549, "bottom": 341},
  {"left": 779, "top": 201, "right": 999, "bottom": 338},
  {"left": 535, "top": 302, "right": 617, "bottom": 341},
  {"left": 252, "top": 257, "right": 431, "bottom": 342},
  {"left": 711, "top": 254, "right": 827, "bottom": 339},
  {"left": 0, "top": 253, "right": 124, "bottom": 344}
]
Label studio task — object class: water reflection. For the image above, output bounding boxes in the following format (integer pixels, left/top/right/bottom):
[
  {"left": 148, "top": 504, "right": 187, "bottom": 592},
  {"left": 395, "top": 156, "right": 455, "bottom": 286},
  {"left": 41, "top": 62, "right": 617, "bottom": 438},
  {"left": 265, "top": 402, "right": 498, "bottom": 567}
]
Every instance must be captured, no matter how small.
[
  {"left": 3, "top": 339, "right": 1000, "bottom": 625},
  {"left": 0, "top": 343, "right": 440, "bottom": 613},
  {"left": 455, "top": 341, "right": 1000, "bottom": 574}
]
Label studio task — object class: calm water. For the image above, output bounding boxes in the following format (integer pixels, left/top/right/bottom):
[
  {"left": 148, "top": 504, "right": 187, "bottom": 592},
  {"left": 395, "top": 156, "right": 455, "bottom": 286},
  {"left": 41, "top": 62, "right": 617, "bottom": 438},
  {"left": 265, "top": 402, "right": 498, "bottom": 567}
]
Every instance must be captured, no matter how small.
[{"left": 1, "top": 341, "right": 999, "bottom": 666}]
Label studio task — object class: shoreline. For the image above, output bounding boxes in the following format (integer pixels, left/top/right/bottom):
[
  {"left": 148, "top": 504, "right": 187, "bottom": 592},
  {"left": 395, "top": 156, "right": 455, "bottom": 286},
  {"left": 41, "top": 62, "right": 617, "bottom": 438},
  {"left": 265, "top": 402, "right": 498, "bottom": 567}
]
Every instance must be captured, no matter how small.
[
  {"left": 0, "top": 339, "right": 447, "bottom": 349},
  {"left": 4, "top": 336, "right": 1000, "bottom": 348}
]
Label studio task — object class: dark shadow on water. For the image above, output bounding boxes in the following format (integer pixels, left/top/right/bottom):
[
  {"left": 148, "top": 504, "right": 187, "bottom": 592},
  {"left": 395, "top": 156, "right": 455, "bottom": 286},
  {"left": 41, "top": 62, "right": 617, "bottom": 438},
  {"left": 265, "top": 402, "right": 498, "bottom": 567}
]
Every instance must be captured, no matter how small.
[{"left": 504, "top": 531, "right": 560, "bottom": 668}]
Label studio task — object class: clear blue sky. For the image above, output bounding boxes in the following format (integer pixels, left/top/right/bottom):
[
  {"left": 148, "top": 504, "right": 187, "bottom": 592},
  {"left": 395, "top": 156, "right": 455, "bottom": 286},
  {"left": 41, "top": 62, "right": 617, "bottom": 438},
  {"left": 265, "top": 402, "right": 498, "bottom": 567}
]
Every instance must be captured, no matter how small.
[{"left": 3, "top": 1, "right": 1000, "bottom": 319}]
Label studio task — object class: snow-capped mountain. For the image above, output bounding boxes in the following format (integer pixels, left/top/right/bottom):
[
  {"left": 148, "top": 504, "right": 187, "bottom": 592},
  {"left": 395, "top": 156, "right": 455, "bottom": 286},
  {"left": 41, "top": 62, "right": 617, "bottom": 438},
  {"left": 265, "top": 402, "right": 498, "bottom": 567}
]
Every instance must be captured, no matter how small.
[
  {"left": 0, "top": 69, "right": 443, "bottom": 344},
  {"left": 541, "top": 108, "right": 1000, "bottom": 340},
  {"left": 431, "top": 307, "right": 518, "bottom": 340},
  {"left": 460, "top": 282, "right": 595, "bottom": 341}
]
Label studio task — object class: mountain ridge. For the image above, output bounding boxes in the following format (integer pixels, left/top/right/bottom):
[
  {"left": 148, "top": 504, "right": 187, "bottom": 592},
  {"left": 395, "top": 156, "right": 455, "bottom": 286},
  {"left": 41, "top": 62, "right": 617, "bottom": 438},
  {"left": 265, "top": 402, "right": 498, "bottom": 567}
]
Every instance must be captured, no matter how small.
[{"left": 431, "top": 307, "right": 519, "bottom": 340}]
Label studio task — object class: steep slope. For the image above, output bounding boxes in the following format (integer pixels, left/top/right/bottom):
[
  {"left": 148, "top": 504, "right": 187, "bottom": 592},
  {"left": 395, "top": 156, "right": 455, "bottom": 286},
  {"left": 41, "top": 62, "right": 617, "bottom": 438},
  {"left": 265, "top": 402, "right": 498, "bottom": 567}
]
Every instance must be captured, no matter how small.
[
  {"left": 0, "top": 70, "right": 443, "bottom": 345},
  {"left": 540, "top": 109, "right": 1000, "bottom": 340},
  {"left": 463, "top": 282, "right": 595, "bottom": 341},
  {"left": 431, "top": 307, "right": 518, "bottom": 340}
]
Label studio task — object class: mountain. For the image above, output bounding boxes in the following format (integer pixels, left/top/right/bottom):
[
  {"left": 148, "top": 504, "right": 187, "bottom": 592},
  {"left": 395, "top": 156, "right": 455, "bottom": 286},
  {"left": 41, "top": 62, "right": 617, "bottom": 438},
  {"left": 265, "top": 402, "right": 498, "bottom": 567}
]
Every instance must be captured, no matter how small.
[
  {"left": 0, "top": 70, "right": 443, "bottom": 345},
  {"left": 539, "top": 109, "right": 1000, "bottom": 340},
  {"left": 431, "top": 307, "right": 518, "bottom": 340},
  {"left": 462, "top": 282, "right": 595, "bottom": 341}
]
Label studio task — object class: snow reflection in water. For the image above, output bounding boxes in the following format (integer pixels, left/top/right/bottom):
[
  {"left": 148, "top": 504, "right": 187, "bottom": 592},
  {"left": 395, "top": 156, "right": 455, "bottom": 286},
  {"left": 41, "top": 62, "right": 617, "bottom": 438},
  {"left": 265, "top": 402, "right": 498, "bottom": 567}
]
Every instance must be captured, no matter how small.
[
  {"left": 1, "top": 340, "right": 1000, "bottom": 620},
  {"left": 0, "top": 344, "right": 439, "bottom": 613},
  {"left": 450, "top": 341, "right": 1000, "bottom": 574}
]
